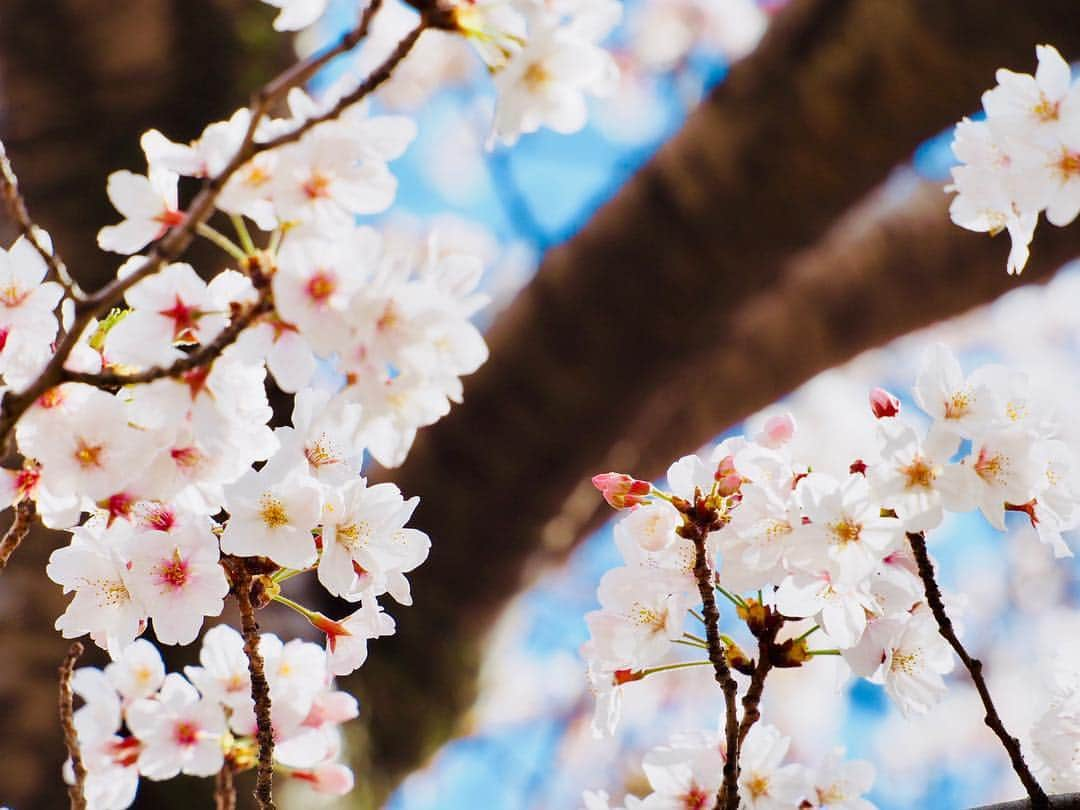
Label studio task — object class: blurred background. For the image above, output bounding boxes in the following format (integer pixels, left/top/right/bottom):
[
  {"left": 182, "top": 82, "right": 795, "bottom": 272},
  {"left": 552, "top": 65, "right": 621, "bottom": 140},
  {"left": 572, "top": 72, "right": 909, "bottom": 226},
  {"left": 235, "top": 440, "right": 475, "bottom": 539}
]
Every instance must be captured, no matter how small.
[{"left": 2, "top": 0, "right": 1080, "bottom": 807}]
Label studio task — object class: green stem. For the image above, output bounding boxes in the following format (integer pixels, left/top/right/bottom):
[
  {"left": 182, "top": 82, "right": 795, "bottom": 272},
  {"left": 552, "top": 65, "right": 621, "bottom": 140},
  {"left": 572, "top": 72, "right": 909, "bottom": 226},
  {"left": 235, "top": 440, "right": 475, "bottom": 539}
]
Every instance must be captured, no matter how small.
[
  {"left": 230, "top": 214, "right": 257, "bottom": 255},
  {"left": 649, "top": 486, "right": 675, "bottom": 503},
  {"left": 688, "top": 608, "right": 706, "bottom": 624},
  {"left": 808, "top": 649, "right": 841, "bottom": 656},
  {"left": 683, "top": 631, "right": 708, "bottom": 645},
  {"left": 795, "top": 624, "right": 820, "bottom": 642},
  {"left": 673, "top": 638, "right": 709, "bottom": 650},
  {"left": 196, "top": 222, "right": 247, "bottom": 261},
  {"left": 639, "top": 660, "right": 712, "bottom": 677},
  {"left": 715, "top": 584, "right": 748, "bottom": 609},
  {"left": 272, "top": 593, "right": 316, "bottom": 620}
]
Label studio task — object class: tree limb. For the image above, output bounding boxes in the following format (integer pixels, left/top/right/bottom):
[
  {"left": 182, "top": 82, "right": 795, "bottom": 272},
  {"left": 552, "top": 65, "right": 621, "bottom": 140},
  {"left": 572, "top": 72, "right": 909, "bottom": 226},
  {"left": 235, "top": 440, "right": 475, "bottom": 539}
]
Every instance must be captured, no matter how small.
[
  {"left": 908, "top": 532, "right": 1047, "bottom": 808},
  {"left": 57, "top": 641, "right": 86, "bottom": 810}
]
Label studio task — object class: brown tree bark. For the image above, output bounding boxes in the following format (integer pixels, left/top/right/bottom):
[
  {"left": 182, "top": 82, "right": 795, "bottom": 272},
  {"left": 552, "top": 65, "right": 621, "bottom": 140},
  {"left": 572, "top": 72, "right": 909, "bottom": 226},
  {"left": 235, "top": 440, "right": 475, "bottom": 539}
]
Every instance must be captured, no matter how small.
[{"left": 351, "top": 0, "right": 1080, "bottom": 801}]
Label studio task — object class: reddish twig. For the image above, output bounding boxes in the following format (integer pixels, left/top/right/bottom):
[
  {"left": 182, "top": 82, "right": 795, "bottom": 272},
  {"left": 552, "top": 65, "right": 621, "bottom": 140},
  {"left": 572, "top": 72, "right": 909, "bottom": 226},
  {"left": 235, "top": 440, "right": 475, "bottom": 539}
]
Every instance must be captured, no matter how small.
[
  {"left": 58, "top": 641, "right": 87, "bottom": 810},
  {"left": 215, "top": 759, "right": 238, "bottom": 810},
  {"left": 908, "top": 532, "right": 1048, "bottom": 809},
  {"left": 236, "top": 568, "right": 276, "bottom": 810},
  {"left": 0, "top": 499, "right": 36, "bottom": 572},
  {"left": 677, "top": 494, "right": 741, "bottom": 810}
]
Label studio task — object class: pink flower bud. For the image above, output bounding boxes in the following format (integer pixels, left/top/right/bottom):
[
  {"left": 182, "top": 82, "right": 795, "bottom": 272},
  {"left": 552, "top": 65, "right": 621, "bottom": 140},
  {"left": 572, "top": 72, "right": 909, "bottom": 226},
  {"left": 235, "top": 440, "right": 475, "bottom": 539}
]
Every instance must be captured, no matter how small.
[
  {"left": 291, "top": 763, "right": 355, "bottom": 796},
  {"left": 591, "top": 472, "right": 651, "bottom": 509},
  {"left": 756, "top": 413, "right": 796, "bottom": 448},
  {"left": 715, "top": 473, "right": 742, "bottom": 497},
  {"left": 869, "top": 387, "right": 900, "bottom": 419},
  {"left": 715, "top": 455, "right": 738, "bottom": 479}
]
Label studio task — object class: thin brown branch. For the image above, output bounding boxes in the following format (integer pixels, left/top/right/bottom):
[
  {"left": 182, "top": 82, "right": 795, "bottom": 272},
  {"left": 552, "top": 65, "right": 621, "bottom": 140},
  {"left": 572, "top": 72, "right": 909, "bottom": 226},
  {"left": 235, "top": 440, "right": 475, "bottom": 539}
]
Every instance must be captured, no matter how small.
[
  {"left": 0, "top": 499, "right": 36, "bottom": 572},
  {"left": 215, "top": 759, "right": 237, "bottom": 810},
  {"left": 737, "top": 622, "right": 778, "bottom": 745},
  {"left": 908, "top": 532, "right": 1048, "bottom": 809},
  {"left": 0, "top": 2, "right": 430, "bottom": 446},
  {"left": 58, "top": 641, "right": 87, "bottom": 810},
  {"left": 0, "top": 144, "right": 83, "bottom": 300},
  {"left": 257, "top": 21, "right": 427, "bottom": 154},
  {"left": 676, "top": 495, "right": 740, "bottom": 810},
  {"left": 236, "top": 569, "right": 276, "bottom": 810},
  {"left": 63, "top": 293, "right": 272, "bottom": 388}
]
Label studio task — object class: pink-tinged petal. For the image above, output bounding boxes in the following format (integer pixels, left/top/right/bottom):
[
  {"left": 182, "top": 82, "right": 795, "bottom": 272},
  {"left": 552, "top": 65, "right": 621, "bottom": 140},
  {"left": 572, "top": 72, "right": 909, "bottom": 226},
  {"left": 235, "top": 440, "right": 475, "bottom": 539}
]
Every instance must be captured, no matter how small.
[{"left": 98, "top": 219, "right": 162, "bottom": 255}]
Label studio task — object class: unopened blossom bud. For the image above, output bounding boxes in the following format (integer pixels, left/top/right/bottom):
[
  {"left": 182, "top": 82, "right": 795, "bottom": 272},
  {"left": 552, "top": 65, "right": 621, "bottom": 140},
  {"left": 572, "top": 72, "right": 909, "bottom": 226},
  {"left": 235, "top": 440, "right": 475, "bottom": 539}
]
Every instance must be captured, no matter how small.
[
  {"left": 291, "top": 763, "right": 355, "bottom": 796},
  {"left": 591, "top": 473, "right": 651, "bottom": 510},
  {"left": 869, "top": 387, "right": 901, "bottom": 419},
  {"left": 736, "top": 598, "right": 771, "bottom": 636},
  {"left": 755, "top": 413, "right": 796, "bottom": 448},
  {"left": 723, "top": 640, "right": 754, "bottom": 675},
  {"left": 772, "top": 637, "right": 812, "bottom": 668},
  {"left": 249, "top": 575, "right": 280, "bottom": 609},
  {"left": 713, "top": 455, "right": 743, "bottom": 497}
]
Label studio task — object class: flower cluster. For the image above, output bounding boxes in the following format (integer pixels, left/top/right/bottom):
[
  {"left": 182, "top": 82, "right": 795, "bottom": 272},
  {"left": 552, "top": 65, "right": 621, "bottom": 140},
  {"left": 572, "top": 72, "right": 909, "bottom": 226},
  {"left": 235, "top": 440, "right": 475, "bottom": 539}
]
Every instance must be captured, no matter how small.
[
  {"left": 584, "top": 343, "right": 1080, "bottom": 734},
  {"left": 583, "top": 722, "right": 876, "bottom": 810},
  {"left": 261, "top": 0, "right": 622, "bottom": 147},
  {"left": 67, "top": 633, "right": 358, "bottom": 810},
  {"left": 948, "top": 43, "right": 1080, "bottom": 274}
]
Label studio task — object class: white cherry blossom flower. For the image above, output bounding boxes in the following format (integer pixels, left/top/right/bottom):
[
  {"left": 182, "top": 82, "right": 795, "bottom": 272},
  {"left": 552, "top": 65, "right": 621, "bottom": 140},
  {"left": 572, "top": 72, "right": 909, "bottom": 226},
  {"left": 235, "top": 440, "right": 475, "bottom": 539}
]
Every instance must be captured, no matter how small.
[
  {"left": 97, "top": 168, "right": 183, "bottom": 255},
  {"left": 324, "top": 598, "right": 397, "bottom": 677},
  {"left": 737, "top": 724, "right": 810, "bottom": 809},
  {"left": 125, "top": 519, "right": 229, "bottom": 645},
  {"left": 126, "top": 673, "right": 226, "bottom": 779},
  {"left": 220, "top": 462, "right": 322, "bottom": 569},
  {"left": 105, "top": 639, "right": 166, "bottom": 703}
]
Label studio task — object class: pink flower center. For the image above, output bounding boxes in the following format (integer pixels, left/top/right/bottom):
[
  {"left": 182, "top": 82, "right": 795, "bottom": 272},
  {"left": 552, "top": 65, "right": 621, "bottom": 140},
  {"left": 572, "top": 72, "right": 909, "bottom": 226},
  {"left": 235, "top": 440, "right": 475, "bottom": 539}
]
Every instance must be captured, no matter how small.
[
  {"left": 683, "top": 787, "right": 709, "bottom": 810},
  {"left": 155, "top": 549, "right": 190, "bottom": 591},
  {"left": 159, "top": 295, "right": 201, "bottom": 342},
  {"left": 142, "top": 505, "right": 176, "bottom": 532},
  {"left": 73, "top": 438, "right": 104, "bottom": 469},
  {"left": 306, "top": 271, "right": 337, "bottom": 304},
  {"left": 302, "top": 171, "right": 332, "bottom": 200},
  {"left": 170, "top": 446, "right": 203, "bottom": 469},
  {"left": 173, "top": 720, "right": 199, "bottom": 747},
  {"left": 154, "top": 209, "right": 186, "bottom": 228}
]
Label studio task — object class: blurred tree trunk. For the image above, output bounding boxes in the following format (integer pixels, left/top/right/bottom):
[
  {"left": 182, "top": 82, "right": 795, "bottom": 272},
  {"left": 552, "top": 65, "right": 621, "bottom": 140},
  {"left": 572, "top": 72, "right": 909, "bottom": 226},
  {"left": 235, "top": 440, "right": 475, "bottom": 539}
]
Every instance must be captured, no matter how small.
[
  {"left": 351, "top": 0, "right": 1080, "bottom": 803},
  {"left": 0, "top": 2, "right": 282, "bottom": 807}
]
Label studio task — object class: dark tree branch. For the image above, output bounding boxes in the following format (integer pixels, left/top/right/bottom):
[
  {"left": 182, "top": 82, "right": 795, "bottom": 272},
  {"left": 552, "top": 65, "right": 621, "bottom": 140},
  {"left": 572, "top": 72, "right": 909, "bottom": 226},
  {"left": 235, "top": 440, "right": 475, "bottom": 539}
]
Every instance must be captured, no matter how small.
[
  {"left": 236, "top": 569, "right": 276, "bottom": 810},
  {"left": 57, "top": 641, "right": 86, "bottom": 810},
  {"left": 215, "top": 759, "right": 237, "bottom": 810},
  {"left": 737, "top": 622, "right": 778, "bottom": 746},
  {"left": 908, "top": 532, "right": 1048, "bottom": 809},
  {"left": 675, "top": 494, "right": 740, "bottom": 810},
  {"left": 0, "top": 500, "right": 36, "bottom": 573}
]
